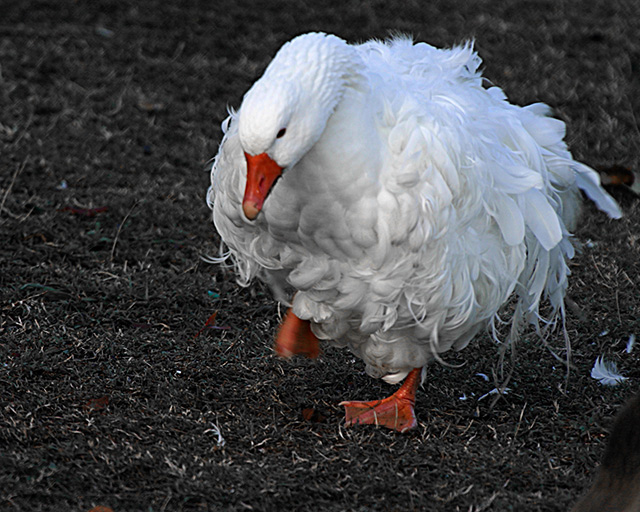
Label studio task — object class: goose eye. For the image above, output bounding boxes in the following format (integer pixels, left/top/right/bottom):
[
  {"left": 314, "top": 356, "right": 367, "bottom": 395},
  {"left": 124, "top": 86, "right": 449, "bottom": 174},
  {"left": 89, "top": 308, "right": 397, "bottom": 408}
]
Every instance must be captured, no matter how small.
[{"left": 276, "top": 128, "right": 286, "bottom": 139}]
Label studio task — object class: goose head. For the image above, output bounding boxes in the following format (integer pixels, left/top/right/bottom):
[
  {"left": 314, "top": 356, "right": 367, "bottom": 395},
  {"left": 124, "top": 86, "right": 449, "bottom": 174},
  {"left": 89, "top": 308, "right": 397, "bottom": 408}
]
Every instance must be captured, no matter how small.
[{"left": 237, "top": 33, "right": 360, "bottom": 220}]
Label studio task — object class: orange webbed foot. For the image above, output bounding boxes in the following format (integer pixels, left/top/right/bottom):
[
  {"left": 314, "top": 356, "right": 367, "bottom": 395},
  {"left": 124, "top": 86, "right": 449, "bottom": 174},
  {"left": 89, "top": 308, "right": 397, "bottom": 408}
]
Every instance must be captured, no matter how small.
[
  {"left": 340, "top": 368, "right": 422, "bottom": 433},
  {"left": 275, "top": 309, "right": 320, "bottom": 359}
]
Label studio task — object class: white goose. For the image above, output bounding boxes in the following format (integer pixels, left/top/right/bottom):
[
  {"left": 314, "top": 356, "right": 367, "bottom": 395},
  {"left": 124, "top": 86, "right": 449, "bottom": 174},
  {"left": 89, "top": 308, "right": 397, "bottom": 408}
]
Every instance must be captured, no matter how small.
[{"left": 208, "top": 32, "right": 621, "bottom": 432}]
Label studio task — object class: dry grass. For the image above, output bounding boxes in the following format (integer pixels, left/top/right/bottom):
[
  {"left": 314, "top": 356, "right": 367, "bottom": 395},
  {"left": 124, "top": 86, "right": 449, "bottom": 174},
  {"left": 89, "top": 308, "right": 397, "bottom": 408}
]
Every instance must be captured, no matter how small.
[{"left": 1, "top": 1, "right": 639, "bottom": 510}]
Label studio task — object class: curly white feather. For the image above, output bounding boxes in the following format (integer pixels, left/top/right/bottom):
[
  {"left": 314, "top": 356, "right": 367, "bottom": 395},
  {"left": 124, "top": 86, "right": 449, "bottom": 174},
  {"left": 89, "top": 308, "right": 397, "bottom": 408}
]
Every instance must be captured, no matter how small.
[{"left": 591, "top": 356, "right": 628, "bottom": 386}]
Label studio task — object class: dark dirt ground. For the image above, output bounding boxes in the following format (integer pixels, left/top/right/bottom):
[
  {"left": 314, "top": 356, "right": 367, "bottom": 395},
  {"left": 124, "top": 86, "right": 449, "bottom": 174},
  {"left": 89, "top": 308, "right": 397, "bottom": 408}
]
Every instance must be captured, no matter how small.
[{"left": 1, "top": 1, "right": 640, "bottom": 510}]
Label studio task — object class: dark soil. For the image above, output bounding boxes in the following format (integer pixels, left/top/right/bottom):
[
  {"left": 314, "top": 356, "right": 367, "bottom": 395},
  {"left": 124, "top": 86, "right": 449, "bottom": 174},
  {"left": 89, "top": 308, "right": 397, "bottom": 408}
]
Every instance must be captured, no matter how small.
[{"left": 1, "top": 1, "right": 639, "bottom": 511}]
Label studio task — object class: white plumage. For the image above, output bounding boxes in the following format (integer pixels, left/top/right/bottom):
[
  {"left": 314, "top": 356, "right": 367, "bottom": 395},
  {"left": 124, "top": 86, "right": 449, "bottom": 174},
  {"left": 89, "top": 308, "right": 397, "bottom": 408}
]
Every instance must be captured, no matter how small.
[{"left": 207, "top": 33, "right": 620, "bottom": 428}]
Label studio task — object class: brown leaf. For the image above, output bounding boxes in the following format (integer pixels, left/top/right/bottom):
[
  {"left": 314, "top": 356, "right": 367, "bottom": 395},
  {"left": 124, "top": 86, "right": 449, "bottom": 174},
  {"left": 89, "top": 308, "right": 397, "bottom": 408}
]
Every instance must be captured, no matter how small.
[
  {"left": 137, "top": 100, "right": 164, "bottom": 113},
  {"left": 194, "top": 311, "right": 218, "bottom": 338},
  {"left": 83, "top": 396, "right": 110, "bottom": 413},
  {"left": 58, "top": 206, "right": 108, "bottom": 217},
  {"left": 302, "top": 407, "right": 327, "bottom": 423}
]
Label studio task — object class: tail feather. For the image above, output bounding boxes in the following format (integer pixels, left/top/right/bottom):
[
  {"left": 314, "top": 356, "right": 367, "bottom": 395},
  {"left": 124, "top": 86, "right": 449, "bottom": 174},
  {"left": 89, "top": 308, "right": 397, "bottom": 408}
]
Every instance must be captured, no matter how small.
[{"left": 573, "top": 162, "right": 622, "bottom": 219}]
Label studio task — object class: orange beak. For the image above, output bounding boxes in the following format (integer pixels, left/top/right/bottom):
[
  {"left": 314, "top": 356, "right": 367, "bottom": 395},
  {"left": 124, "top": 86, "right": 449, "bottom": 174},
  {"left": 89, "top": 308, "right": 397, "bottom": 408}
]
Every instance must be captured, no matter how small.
[{"left": 242, "top": 152, "right": 284, "bottom": 220}]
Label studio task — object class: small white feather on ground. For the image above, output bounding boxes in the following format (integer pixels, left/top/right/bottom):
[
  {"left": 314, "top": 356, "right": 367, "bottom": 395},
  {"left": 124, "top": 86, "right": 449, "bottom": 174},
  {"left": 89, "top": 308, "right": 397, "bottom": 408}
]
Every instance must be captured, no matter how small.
[
  {"left": 626, "top": 334, "right": 636, "bottom": 354},
  {"left": 591, "top": 356, "right": 628, "bottom": 386}
]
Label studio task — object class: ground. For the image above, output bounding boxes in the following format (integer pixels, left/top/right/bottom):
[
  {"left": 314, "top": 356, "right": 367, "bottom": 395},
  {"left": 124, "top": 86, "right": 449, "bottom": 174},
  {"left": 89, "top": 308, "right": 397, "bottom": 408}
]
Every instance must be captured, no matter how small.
[{"left": 1, "top": 1, "right": 639, "bottom": 511}]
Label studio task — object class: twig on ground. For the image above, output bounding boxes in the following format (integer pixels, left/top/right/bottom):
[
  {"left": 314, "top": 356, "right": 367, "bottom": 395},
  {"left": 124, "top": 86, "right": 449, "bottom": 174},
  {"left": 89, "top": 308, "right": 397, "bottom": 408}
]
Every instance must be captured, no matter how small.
[
  {"left": 0, "top": 157, "right": 27, "bottom": 219},
  {"left": 110, "top": 200, "right": 141, "bottom": 262},
  {"left": 11, "top": 109, "right": 34, "bottom": 147}
]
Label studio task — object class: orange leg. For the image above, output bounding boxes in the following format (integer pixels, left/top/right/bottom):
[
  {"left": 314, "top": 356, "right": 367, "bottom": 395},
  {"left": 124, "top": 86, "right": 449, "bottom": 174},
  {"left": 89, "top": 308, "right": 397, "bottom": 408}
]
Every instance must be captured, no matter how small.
[
  {"left": 275, "top": 309, "right": 320, "bottom": 359},
  {"left": 340, "top": 367, "right": 422, "bottom": 433}
]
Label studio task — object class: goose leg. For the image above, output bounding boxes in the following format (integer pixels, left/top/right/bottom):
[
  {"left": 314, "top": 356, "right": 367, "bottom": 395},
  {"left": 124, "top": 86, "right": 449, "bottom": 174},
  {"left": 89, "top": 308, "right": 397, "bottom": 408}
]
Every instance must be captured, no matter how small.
[
  {"left": 275, "top": 309, "right": 320, "bottom": 358},
  {"left": 340, "top": 367, "right": 421, "bottom": 433}
]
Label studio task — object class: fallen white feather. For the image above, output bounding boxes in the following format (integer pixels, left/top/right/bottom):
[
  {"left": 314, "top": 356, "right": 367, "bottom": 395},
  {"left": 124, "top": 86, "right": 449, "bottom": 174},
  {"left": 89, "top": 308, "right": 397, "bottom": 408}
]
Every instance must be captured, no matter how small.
[
  {"left": 626, "top": 334, "right": 636, "bottom": 354},
  {"left": 204, "top": 423, "right": 226, "bottom": 448},
  {"left": 478, "top": 387, "right": 511, "bottom": 401},
  {"left": 591, "top": 356, "right": 628, "bottom": 386}
]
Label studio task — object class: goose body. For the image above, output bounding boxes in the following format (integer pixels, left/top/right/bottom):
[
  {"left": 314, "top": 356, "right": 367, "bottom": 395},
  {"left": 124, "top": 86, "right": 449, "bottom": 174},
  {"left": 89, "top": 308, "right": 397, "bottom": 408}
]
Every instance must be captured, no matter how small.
[{"left": 208, "top": 33, "right": 621, "bottom": 430}]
